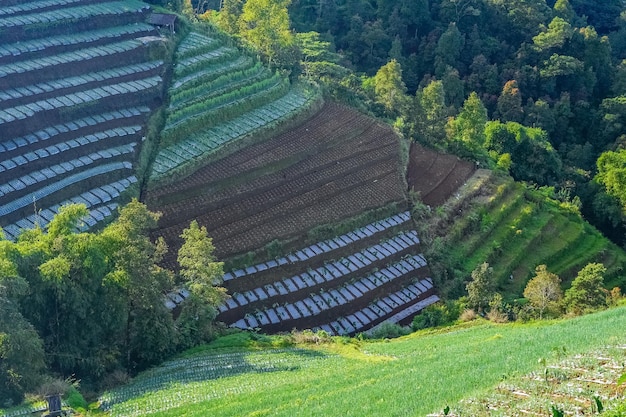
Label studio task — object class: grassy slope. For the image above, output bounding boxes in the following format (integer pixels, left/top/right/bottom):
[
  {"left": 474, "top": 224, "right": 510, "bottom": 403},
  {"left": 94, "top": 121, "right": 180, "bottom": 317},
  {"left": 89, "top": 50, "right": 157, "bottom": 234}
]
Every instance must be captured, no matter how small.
[
  {"left": 103, "top": 306, "right": 626, "bottom": 417},
  {"left": 428, "top": 173, "right": 626, "bottom": 298}
]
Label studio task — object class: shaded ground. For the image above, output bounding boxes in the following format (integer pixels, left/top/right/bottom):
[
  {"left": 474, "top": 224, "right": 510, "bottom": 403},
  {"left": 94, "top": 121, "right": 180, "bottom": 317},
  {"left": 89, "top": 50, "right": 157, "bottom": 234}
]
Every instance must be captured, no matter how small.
[{"left": 407, "top": 142, "right": 476, "bottom": 207}]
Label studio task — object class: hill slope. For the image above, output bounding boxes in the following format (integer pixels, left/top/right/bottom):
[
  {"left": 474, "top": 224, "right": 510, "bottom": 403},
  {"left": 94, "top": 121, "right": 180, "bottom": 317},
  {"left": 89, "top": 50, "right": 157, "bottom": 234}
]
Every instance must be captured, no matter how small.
[
  {"left": 98, "top": 306, "right": 626, "bottom": 416},
  {"left": 418, "top": 173, "right": 626, "bottom": 298},
  {"left": 0, "top": 0, "right": 165, "bottom": 238}
]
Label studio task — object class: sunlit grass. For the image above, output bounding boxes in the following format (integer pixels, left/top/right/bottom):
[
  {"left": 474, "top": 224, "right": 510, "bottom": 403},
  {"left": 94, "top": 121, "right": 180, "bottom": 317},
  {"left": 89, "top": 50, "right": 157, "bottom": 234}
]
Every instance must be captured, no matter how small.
[{"left": 103, "top": 306, "right": 626, "bottom": 417}]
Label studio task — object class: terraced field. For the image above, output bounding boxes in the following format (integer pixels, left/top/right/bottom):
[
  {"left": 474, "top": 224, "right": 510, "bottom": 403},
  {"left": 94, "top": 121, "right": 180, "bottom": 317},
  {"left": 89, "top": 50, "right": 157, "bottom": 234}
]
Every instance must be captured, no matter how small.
[
  {"left": 148, "top": 99, "right": 443, "bottom": 334},
  {"left": 148, "top": 31, "right": 320, "bottom": 187},
  {"left": 164, "top": 210, "right": 439, "bottom": 335},
  {"left": 0, "top": 0, "right": 165, "bottom": 239},
  {"left": 147, "top": 102, "right": 407, "bottom": 261},
  {"left": 437, "top": 176, "right": 626, "bottom": 295},
  {"left": 407, "top": 142, "right": 476, "bottom": 207}
]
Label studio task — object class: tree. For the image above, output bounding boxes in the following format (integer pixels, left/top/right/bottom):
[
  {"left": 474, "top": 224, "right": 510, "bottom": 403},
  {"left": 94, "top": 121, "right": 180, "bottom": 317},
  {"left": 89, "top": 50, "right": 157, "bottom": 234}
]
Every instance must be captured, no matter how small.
[
  {"left": 373, "top": 59, "right": 408, "bottom": 116},
  {"left": 595, "top": 149, "right": 626, "bottom": 210},
  {"left": 415, "top": 80, "right": 448, "bottom": 145},
  {"left": 295, "top": 31, "right": 348, "bottom": 82},
  {"left": 497, "top": 80, "right": 524, "bottom": 123},
  {"left": 178, "top": 220, "right": 225, "bottom": 306},
  {"left": 523, "top": 265, "right": 563, "bottom": 319},
  {"left": 176, "top": 221, "right": 227, "bottom": 349},
  {"left": 434, "top": 22, "right": 464, "bottom": 77},
  {"left": 532, "top": 17, "right": 573, "bottom": 52},
  {"left": 238, "top": 0, "right": 295, "bottom": 67},
  {"left": 564, "top": 263, "right": 607, "bottom": 315},
  {"left": 553, "top": 0, "right": 575, "bottom": 23},
  {"left": 0, "top": 301, "right": 45, "bottom": 407},
  {"left": 101, "top": 200, "right": 176, "bottom": 372},
  {"left": 0, "top": 260, "right": 45, "bottom": 407},
  {"left": 540, "top": 54, "right": 584, "bottom": 78},
  {"left": 447, "top": 91, "right": 487, "bottom": 153},
  {"left": 217, "top": 0, "right": 244, "bottom": 34},
  {"left": 466, "top": 262, "right": 496, "bottom": 314}
]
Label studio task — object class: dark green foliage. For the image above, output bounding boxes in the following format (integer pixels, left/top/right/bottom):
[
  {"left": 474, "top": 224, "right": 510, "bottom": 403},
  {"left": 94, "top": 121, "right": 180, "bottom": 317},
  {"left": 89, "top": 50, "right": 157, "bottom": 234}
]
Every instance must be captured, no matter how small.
[
  {"left": 0, "top": 298, "right": 45, "bottom": 407},
  {"left": 283, "top": 0, "right": 626, "bottom": 246},
  {"left": 412, "top": 301, "right": 460, "bottom": 330},
  {"left": 0, "top": 200, "right": 226, "bottom": 392},
  {"left": 564, "top": 263, "right": 607, "bottom": 315},
  {"left": 466, "top": 263, "right": 496, "bottom": 314},
  {"left": 366, "top": 322, "right": 410, "bottom": 339}
]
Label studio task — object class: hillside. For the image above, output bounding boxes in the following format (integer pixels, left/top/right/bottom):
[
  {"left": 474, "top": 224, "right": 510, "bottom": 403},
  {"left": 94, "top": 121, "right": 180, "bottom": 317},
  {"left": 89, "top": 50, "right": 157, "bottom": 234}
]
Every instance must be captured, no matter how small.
[
  {"left": 0, "top": 0, "right": 166, "bottom": 238},
  {"left": 96, "top": 306, "right": 626, "bottom": 417},
  {"left": 416, "top": 172, "right": 626, "bottom": 298},
  {"left": 147, "top": 29, "right": 320, "bottom": 188}
]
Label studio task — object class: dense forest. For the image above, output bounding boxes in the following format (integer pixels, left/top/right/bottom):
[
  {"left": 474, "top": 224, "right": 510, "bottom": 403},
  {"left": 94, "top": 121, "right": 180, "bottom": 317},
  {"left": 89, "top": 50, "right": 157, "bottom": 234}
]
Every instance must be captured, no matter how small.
[{"left": 188, "top": 0, "right": 626, "bottom": 246}]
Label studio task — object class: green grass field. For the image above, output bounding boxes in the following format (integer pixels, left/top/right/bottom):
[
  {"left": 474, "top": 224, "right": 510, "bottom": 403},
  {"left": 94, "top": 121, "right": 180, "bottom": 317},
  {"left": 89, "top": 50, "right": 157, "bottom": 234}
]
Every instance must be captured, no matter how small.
[{"left": 100, "top": 306, "right": 626, "bottom": 417}]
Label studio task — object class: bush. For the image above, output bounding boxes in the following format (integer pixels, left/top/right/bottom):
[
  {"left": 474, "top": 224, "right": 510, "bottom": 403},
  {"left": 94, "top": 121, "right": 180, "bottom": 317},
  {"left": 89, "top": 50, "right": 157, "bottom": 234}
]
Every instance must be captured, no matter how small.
[
  {"left": 65, "top": 386, "right": 87, "bottom": 410},
  {"left": 290, "top": 329, "right": 331, "bottom": 345},
  {"left": 412, "top": 301, "right": 461, "bottom": 330},
  {"left": 367, "top": 322, "right": 410, "bottom": 339},
  {"left": 459, "top": 309, "right": 477, "bottom": 322}
]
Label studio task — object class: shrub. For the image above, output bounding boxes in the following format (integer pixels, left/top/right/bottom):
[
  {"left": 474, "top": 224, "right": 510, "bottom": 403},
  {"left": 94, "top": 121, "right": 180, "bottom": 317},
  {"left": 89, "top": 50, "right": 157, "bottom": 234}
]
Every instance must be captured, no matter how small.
[
  {"left": 459, "top": 309, "right": 477, "bottom": 322},
  {"left": 564, "top": 263, "right": 607, "bottom": 315},
  {"left": 367, "top": 322, "right": 410, "bottom": 339},
  {"left": 290, "top": 329, "right": 331, "bottom": 345},
  {"left": 412, "top": 301, "right": 461, "bottom": 330}
]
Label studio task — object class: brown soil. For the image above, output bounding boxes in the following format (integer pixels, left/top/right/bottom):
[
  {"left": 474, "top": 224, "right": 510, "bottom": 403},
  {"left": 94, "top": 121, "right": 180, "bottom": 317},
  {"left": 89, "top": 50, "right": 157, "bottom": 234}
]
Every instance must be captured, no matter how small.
[
  {"left": 146, "top": 102, "right": 407, "bottom": 264},
  {"left": 406, "top": 142, "right": 476, "bottom": 207}
]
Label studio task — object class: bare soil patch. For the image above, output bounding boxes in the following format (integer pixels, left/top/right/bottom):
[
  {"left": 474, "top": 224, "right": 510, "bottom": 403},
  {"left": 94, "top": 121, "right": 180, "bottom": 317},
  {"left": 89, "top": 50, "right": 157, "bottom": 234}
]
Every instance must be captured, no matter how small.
[{"left": 407, "top": 142, "right": 476, "bottom": 206}]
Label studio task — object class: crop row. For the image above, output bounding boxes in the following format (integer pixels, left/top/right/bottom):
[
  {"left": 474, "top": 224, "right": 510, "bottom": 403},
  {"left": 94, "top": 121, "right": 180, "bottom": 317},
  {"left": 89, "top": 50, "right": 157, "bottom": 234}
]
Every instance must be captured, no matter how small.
[
  {"left": 230, "top": 254, "right": 428, "bottom": 331},
  {"left": 154, "top": 152, "right": 402, "bottom": 259},
  {"left": 147, "top": 102, "right": 379, "bottom": 199},
  {"left": 160, "top": 78, "right": 291, "bottom": 146},
  {"left": 213, "top": 172, "right": 405, "bottom": 258},
  {"left": 196, "top": 144, "right": 397, "bottom": 232},
  {"left": 0, "top": 38, "right": 146, "bottom": 80},
  {"left": 312, "top": 280, "right": 437, "bottom": 336},
  {"left": 98, "top": 348, "right": 326, "bottom": 412},
  {"left": 0, "top": 161, "right": 132, "bottom": 217},
  {"left": 174, "top": 31, "right": 221, "bottom": 61},
  {"left": 0, "top": 0, "right": 148, "bottom": 29},
  {"left": 0, "top": 60, "right": 162, "bottom": 107},
  {"left": 0, "top": 142, "right": 136, "bottom": 200},
  {"left": 158, "top": 141, "right": 396, "bottom": 236},
  {"left": 365, "top": 295, "right": 441, "bottom": 335},
  {"left": 0, "top": 107, "right": 147, "bottom": 156},
  {"left": 158, "top": 161, "right": 403, "bottom": 260},
  {"left": 0, "top": 126, "right": 141, "bottom": 177},
  {"left": 165, "top": 73, "right": 283, "bottom": 127},
  {"left": 218, "top": 231, "right": 421, "bottom": 315},
  {"left": 170, "top": 55, "right": 254, "bottom": 92},
  {"left": 160, "top": 126, "right": 387, "bottom": 215},
  {"left": 2, "top": 175, "right": 136, "bottom": 240},
  {"left": 0, "top": 0, "right": 89, "bottom": 17},
  {"left": 224, "top": 211, "right": 412, "bottom": 282},
  {"left": 168, "top": 63, "right": 267, "bottom": 111},
  {"left": 151, "top": 88, "right": 313, "bottom": 177},
  {"left": 155, "top": 126, "right": 394, "bottom": 221},
  {"left": 172, "top": 46, "right": 237, "bottom": 79},
  {"left": 0, "top": 23, "right": 154, "bottom": 60},
  {"left": 0, "top": 75, "right": 161, "bottom": 124}
]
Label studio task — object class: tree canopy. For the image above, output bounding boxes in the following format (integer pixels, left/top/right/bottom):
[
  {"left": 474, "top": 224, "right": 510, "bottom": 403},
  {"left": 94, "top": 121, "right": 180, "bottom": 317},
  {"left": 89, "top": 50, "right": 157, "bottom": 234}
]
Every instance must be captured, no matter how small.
[{"left": 0, "top": 201, "right": 226, "bottom": 397}]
